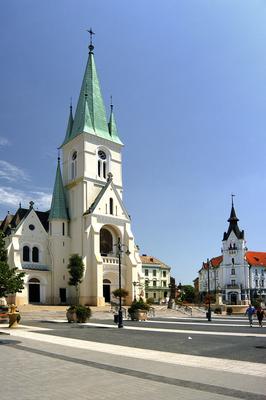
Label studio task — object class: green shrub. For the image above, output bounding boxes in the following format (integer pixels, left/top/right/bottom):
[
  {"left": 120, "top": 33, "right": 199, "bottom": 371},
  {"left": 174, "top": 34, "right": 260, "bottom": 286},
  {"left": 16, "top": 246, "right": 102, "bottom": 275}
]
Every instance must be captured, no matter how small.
[
  {"left": 67, "top": 305, "right": 91, "bottom": 323},
  {"left": 214, "top": 307, "right": 222, "bottom": 314},
  {"left": 146, "top": 297, "right": 155, "bottom": 305},
  {"left": 128, "top": 298, "right": 150, "bottom": 314}
]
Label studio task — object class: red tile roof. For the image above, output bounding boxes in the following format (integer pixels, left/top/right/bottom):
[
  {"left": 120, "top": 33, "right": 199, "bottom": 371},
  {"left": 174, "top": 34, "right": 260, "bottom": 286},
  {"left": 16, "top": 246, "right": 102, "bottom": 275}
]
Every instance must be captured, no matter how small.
[
  {"left": 140, "top": 255, "right": 170, "bottom": 269},
  {"left": 245, "top": 251, "right": 266, "bottom": 267},
  {"left": 202, "top": 256, "right": 223, "bottom": 270}
]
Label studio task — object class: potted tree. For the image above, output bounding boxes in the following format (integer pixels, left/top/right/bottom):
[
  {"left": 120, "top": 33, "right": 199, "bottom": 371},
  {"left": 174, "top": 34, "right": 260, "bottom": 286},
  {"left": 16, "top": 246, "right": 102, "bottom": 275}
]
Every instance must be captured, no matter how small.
[
  {"left": 128, "top": 298, "right": 150, "bottom": 321},
  {"left": 66, "top": 254, "right": 90, "bottom": 323},
  {"left": 0, "top": 231, "right": 25, "bottom": 327}
]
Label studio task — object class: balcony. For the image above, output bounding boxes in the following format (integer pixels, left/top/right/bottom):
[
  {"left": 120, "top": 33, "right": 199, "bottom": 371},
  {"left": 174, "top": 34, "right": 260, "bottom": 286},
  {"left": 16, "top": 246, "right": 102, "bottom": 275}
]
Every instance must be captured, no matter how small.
[
  {"left": 226, "top": 284, "right": 240, "bottom": 289},
  {"left": 102, "top": 256, "right": 119, "bottom": 265}
]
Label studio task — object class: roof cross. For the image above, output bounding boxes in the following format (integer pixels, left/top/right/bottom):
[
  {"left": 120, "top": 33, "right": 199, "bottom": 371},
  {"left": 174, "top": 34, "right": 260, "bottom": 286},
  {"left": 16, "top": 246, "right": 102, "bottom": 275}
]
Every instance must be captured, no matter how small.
[
  {"left": 231, "top": 193, "right": 235, "bottom": 206},
  {"left": 87, "top": 28, "right": 95, "bottom": 46}
]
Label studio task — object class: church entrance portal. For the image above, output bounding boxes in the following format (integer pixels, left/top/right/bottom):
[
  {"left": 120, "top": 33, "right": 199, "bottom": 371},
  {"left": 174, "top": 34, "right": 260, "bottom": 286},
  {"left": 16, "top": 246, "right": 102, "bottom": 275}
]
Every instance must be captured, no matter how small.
[
  {"left": 103, "top": 279, "right": 111, "bottom": 303},
  {"left": 28, "top": 278, "right": 40, "bottom": 303}
]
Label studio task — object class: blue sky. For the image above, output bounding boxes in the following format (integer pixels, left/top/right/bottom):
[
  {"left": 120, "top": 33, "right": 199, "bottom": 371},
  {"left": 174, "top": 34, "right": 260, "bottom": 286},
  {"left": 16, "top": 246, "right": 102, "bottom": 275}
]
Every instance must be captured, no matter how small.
[{"left": 1, "top": 0, "right": 266, "bottom": 284}]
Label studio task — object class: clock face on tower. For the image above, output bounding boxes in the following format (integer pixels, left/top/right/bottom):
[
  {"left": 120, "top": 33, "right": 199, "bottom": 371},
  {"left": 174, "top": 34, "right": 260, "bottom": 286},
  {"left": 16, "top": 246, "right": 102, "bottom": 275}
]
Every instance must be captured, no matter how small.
[{"left": 98, "top": 150, "right": 106, "bottom": 160}]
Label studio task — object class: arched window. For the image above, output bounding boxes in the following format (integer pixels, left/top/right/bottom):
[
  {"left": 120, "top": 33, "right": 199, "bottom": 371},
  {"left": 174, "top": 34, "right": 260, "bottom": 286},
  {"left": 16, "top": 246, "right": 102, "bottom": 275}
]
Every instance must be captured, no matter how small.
[
  {"left": 100, "top": 228, "right": 113, "bottom": 255},
  {"left": 32, "top": 247, "right": 39, "bottom": 263},
  {"left": 97, "top": 150, "right": 107, "bottom": 179},
  {"left": 23, "top": 246, "right": 30, "bottom": 262},
  {"left": 71, "top": 151, "right": 77, "bottom": 180},
  {"left": 110, "top": 198, "right": 113, "bottom": 215},
  {"left": 62, "top": 222, "right": 65, "bottom": 236}
]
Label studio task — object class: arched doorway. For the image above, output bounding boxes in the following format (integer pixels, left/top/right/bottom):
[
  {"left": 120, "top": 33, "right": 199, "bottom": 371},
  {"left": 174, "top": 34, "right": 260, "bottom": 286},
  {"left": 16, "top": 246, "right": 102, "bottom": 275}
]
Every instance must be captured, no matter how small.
[
  {"left": 229, "top": 292, "right": 238, "bottom": 305},
  {"left": 100, "top": 228, "right": 113, "bottom": 256},
  {"left": 103, "top": 279, "right": 111, "bottom": 303},
  {"left": 28, "top": 278, "right": 40, "bottom": 303}
]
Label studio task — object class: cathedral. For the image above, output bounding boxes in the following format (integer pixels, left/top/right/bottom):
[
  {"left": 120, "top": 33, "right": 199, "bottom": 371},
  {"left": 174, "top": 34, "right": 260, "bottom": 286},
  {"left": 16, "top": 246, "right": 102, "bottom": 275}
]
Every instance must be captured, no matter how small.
[{"left": 0, "top": 38, "right": 143, "bottom": 306}]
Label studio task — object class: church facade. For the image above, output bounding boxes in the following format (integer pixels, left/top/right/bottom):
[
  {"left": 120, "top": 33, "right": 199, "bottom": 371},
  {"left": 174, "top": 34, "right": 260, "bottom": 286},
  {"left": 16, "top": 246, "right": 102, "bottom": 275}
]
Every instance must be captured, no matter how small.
[
  {"left": 198, "top": 200, "right": 266, "bottom": 305},
  {"left": 1, "top": 39, "right": 143, "bottom": 306}
]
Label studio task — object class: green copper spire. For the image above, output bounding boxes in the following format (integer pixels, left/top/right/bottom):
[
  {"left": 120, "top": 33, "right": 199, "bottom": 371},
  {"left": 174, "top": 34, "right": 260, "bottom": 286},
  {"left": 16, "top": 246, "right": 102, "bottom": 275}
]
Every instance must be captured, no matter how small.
[
  {"left": 63, "top": 37, "right": 122, "bottom": 145},
  {"left": 61, "top": 103, "right": 74, "bottom": 146},
  {"left": 49, "top": 158, "right": 69, "bottom": 220},
  {"left": 108, "top": 101, "right": 120, "bottom": 142}
]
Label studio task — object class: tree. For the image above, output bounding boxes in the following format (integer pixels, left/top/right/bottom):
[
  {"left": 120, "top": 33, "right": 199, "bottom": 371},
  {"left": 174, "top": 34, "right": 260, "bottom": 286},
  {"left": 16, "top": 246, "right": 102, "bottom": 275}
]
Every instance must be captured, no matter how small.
[
  {"left": 112, "top": 288, "right": 129, "bottom": 299},
  {"left": 0, "top": 231, "right": 25, "bottom": 298},
  {"left": 178, "top": 285, "right": 195, "bottom": 303},
  {"left": 67, "top": 254, "right": 84, "bottom": 305}
]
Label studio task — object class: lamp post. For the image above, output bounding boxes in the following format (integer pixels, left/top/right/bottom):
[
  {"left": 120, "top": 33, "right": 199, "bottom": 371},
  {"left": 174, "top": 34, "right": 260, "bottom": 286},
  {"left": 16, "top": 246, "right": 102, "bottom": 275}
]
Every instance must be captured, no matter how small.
[
  {"left": 206, "top": 258, "right": 212, "bottom": 322},
  {"left": 115, "top": 237, "right": 130, "bottom": 329}
]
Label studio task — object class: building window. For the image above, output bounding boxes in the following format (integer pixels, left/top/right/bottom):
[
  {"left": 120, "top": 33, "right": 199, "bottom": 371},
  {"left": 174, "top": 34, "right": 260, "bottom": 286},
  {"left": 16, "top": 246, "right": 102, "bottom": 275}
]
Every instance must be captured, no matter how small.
[
  {"left": 71, "top": 151, "right": 77, "bottom": 180},
  {"left": 261, "top": 280, "right": 264, "bottom": 287},
  {"left": 100, "top": 228, "right": 113, "bottom": 256},
  {"left": 231, "top": 268, "right": 235, "bottom": 275},
  {"left": 32, "top": 247, "right": 39, "bottom": 263},
  {"left": 153, "top": 270, "right": 156, "bottom": 277},
  {"left": 23, "top": 246, "right": 30, "bottom": 262},
  {"left": 109, "top": 198, "right": 113, "bottom": 215},
  {"left": 145, "top": 269, "right": 149, "bottom": 276},
  {"left": 153, "top": 292, "right": 156, "bottom": 299},
  {"left": 162, "top": 271, "right": 166, "bottom": 277},
  {"left": 231, "top": 280, "right": 236, "bottom": 286},
  {"left": 153, "top": 281, "right": 157, "bottom": 287},
  {"left": 98, "top": 150, "right": 107, "bottom": 179},
  {"left": 145, "top": 279, "right": 149, "bottom": 286},
  {"left": 255, "top": 280, "right": 258, "bottom": 287},
  {"left": 62, "top": 222, "right": 65, "bottom": 236},
  {"left": 255, "top": 269, "right": 258, "bottom": 276},
  {"left": 162, "top": 281, "right": 167, "bottom": 287}
]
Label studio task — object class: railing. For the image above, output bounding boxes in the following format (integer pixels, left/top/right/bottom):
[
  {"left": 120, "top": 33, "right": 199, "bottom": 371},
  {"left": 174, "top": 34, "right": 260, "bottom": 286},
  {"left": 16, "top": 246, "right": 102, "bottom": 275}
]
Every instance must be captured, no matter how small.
[
  {"left": 226, "top": 284, "right": 240, "bottom": 289},
  {"left": 102, "top": 256, "right": 119, "bottom": 265}
]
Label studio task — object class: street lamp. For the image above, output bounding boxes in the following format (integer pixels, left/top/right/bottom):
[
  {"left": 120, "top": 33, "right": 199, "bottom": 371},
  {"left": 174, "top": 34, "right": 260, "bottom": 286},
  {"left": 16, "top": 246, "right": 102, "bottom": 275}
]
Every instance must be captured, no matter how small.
[
  {"left": 115, "top": 237, "right": 130, "bottom": 328},
  {"left": 206, "top": 258, "right": 212, "bottom": 322}
]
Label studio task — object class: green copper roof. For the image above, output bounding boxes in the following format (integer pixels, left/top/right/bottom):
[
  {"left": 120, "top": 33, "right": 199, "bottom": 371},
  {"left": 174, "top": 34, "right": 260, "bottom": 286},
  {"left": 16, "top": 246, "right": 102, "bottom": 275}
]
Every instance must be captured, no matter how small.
[
  {"left": 61, "top": 105, "right": 74, "bottom": 146},
  {"left": 63, "top": 45, "right": 122, "bottom": 146},
  {"left": 49, "top": 159, "right": 69, "bottom": 220},
  {"left": 108, "top": 104, "right": 120, "bottom": 142}
]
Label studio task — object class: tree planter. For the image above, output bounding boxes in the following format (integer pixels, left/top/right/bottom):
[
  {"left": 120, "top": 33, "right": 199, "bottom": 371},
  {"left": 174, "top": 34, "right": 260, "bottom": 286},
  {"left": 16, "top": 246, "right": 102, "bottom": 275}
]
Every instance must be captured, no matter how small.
[
  {"left": 66, "top": 305, "right": 91, "bottom": 323},
  {"left": 129, "top": 309, "right": 148, "bottom": 321}
]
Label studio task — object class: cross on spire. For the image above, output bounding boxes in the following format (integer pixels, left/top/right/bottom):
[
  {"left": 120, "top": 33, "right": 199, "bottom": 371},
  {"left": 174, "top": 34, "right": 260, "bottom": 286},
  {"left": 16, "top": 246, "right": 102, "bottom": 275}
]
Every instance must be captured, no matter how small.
[
  {"left": 231, "top": 193, "right": 235, "bottom": 206},
  {"left": 87, "top": 28, "right": 95, "bottom": 47}
]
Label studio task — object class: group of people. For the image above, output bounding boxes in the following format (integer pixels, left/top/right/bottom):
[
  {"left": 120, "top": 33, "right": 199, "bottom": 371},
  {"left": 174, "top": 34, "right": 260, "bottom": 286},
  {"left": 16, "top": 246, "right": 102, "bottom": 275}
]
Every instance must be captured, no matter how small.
[{"left": 245, "top": 304, "right": 265, "bottom": 327}]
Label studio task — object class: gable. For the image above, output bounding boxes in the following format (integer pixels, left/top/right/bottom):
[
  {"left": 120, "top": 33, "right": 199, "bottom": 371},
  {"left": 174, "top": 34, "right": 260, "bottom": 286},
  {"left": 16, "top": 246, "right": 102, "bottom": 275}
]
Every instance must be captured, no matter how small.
[
  {"left": 84, "top": 176, "right": 130, "bottom": 221},
  {"left": 14, "top": 209, "right": 48, "bottom": 239}
]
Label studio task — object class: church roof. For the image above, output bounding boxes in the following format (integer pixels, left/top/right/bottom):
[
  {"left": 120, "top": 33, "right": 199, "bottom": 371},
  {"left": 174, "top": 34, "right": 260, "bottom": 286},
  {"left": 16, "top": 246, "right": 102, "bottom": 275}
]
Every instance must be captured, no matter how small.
[
  {"left": 0, "top": 206, "right": 49, "bottom": 235},
  {"left": 49, "top": 158, "right": 69, "bottom": 220},
  {"left": 223, "top": 202, "right": 244, "bottom": 241},
  {"left": 245, "top": 251, "right": 266, "bottom": 267},
  {"left": 62, "top": 42, "right": 122, "bottom": 147},
  {"left": 140, "top": 255, "right": 170, "bottom": 269}
]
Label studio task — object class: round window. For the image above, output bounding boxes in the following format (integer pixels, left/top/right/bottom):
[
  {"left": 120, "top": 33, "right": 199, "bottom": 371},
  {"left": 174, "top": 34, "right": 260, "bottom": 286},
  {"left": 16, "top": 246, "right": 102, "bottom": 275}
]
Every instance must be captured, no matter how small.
[
  {"left": 98, "top": 150, "right": 106, "bottom": 160},
  {"left": 29, "top": 224, "right": 35, "bottom": 231}
]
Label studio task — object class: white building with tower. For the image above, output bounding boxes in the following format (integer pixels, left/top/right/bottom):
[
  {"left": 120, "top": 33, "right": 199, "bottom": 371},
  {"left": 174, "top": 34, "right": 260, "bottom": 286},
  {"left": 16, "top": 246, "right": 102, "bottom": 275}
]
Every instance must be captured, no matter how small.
[
  {"left": 1, "top": 36, "right": 143, "bottom": 306},
  {"left": 198, "top": 198, "right": 266, "bottom": 304}
]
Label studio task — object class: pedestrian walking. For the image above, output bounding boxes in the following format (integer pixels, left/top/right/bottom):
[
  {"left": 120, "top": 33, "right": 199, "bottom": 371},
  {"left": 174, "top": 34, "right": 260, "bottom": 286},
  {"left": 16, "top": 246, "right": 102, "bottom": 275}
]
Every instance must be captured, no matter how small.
[
  {"left": 256, "top": 306, "right": 265, "bottom": 328},
  {"left": 245, "top": 304, "right": 255, "bottom": 327}
]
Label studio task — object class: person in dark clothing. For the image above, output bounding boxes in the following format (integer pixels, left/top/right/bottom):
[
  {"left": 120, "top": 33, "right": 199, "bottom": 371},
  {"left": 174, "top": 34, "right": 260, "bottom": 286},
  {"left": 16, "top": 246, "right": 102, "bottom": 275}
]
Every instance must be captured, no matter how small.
[{"left": 256, "top": 306, "right": 265, "bottom": 328}]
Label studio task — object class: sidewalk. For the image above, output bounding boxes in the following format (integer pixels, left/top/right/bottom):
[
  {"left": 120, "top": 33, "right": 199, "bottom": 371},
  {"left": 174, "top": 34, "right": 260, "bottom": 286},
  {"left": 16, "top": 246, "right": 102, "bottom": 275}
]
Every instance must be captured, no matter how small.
[{"left": 17, "top": 304, "right": 206, "bottom": 321}]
